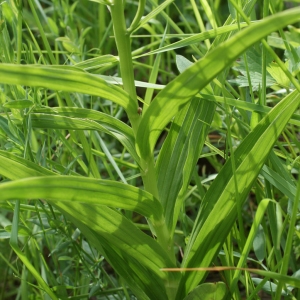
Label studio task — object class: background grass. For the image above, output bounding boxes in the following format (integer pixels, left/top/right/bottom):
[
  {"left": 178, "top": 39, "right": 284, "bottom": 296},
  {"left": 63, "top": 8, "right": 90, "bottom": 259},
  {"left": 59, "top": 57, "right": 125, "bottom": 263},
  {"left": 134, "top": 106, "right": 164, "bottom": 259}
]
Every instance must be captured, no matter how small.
[{"left": 0, "top": 0, "right": 300, "bottom": 299}]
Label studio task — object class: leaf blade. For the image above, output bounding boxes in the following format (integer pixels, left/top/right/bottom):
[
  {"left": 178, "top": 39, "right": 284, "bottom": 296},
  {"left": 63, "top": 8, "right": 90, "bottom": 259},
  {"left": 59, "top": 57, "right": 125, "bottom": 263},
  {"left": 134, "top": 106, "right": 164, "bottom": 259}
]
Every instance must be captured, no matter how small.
[
  {"left": 0, "top": 176, "right": 162, "bottom": 222},
  {"left": 136, "top": 7, "right": 300, "bottom": 160},
  {"left": 0, "top": 64, "right": 136, "bottom": 114}
]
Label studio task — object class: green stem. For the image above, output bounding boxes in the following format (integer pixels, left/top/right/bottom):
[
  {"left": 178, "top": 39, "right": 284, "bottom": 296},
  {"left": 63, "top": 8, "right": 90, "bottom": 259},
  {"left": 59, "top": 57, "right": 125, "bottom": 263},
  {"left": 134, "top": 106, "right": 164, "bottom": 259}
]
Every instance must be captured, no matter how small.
[
  {"left": 28, "top": 0, "right": 56, "bottom": 64},
  {"left": 110, "top": 0, "right": 177, "bottom": 288},
  {"left": 16, "top": 2, "right": 22, "bottom": 65},
  {"left": 110, "top": 0, "right": 140, "bottom": 135},
  {"left": 275, "top": 177, "right": 300, "bottom": 299}
]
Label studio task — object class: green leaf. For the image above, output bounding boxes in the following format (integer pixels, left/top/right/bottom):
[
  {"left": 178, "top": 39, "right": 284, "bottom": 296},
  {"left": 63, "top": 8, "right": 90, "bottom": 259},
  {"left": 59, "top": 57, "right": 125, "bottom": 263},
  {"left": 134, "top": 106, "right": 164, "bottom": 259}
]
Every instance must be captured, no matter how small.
[
  {"left": 0, "top": 150, "right": 55, "bottom": 179},
  {"left": 134, "top": 0, "right": 174, "bottom": 33},
  {"left": 0, "top": 151, "right": 179, "bottom": 300},
  {"left": 4, "top": 224, "right": 31, "bottom": 236},
  {"left": 27, "top": 110, "right": 140, "bottom": 166},
  {"left": 135, "top": 23, "right": 249, "bottom": 58},
  {"left": 0, "top": 64, "right": 136, "bottom": 115},
  {"left": 0, "top": 176, "right": 162, "bottom": 222},
  {"left": 251, "top": 277, "right": 293, "bottom": 295},
  {"left": 74, "top": 55, "right": 118, "bottom": 71},
  {"left": 229, "top": 47, "right": 276, "bottom": 90},
  {"left": 58, "top": 203, "right": 179, "bottom": 300},
  {"left": 0, "top": 115, "right": 25, "bottom": 147},
  {"left": 253, "top": 225, "right": 266, "bottom": 262},
  {"left": 183, "top": 282, "right": 227, "bottom": 300},
  {"left": 156, "top": 97, "right": 215, "bottom": 233},
  {"left": 3, "top": 99, "right": 34, "bottom": 109},
  {"left": 32, "top": 107, "right": 133, "bottom": 139},
  {"left": 267, "top": 61, "right": 291, "bottom": 88},
  {"left": 0, "top": 152, "right": 180, "bottom": 299},
  {"left": 136, "top": 7, "right": 300, "bottom": 160},
  {"left": 260, "top": 164, "right": 298, "bottom": 203},
  {"left": 176, "top": 55, "right": 193, "bottom": 74},
  {"left": 176, "top": 89, "right": 300, "bottom": 298}
]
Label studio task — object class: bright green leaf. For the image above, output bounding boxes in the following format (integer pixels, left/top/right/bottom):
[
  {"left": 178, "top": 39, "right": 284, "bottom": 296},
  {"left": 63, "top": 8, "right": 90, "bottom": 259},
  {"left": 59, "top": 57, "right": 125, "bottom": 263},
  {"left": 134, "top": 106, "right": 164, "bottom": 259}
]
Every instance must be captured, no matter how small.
[{"left": 136, "top": 7, "right": 300, "bottom": 160}]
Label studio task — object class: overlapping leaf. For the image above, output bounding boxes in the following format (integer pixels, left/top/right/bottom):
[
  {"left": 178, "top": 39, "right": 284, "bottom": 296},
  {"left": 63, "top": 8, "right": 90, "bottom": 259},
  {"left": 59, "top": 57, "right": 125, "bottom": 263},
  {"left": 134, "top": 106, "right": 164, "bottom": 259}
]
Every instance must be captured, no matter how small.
[
  {"left": 0, "top": 152, "right": 179, "bottom": 299},
  {"left": 175, "top": 89, "right": 300, "bottom": 298},
  {"left": 156, "top": 97, "right": 215, "bottom": 233}
]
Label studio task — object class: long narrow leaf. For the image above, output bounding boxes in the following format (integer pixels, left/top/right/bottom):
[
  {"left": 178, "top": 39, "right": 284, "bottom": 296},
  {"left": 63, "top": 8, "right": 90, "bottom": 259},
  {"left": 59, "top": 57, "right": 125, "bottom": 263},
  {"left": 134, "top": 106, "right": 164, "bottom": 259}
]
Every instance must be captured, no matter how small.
[
  {"left": 0, "top": 176, "right": 163, "bottom": 222},
  {"left": 0, "top": 64, "right": 136, "bottom": 115},
  {"left": 32, "top": 107, "right": 134, "bottom": 140},
  {"left": 136, "top": 7, "right": 300, "bottom": 160},
  {"left": 0, "top": 150, "right": 56, "bottom": 178},
  {"left": 135, "top": 23, "right": 249, "bottom": 58},
  {"left": 26, "top": 112, "right": 140, "bottom": 165},
  {"left": 0, "top": 153, "right": 180, "bottom": 299},
  {"left": 156, "top": 97, "right": 215, "bottom": 233}
]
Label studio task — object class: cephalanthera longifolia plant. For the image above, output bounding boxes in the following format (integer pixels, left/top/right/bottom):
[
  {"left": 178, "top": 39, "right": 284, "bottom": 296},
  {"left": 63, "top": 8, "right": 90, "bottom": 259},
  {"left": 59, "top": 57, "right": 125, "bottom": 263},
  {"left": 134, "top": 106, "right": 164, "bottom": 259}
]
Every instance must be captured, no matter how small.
[{"left": 1, "top": 0, "right": 300, "bottom": 299}]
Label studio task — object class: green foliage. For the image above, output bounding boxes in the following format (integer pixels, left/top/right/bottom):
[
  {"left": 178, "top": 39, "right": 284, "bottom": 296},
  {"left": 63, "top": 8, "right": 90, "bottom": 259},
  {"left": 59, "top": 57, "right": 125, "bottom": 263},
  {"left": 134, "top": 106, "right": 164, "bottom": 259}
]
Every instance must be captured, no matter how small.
[{"left": 0, "top": 0, "right": 300, "bottom": 299}]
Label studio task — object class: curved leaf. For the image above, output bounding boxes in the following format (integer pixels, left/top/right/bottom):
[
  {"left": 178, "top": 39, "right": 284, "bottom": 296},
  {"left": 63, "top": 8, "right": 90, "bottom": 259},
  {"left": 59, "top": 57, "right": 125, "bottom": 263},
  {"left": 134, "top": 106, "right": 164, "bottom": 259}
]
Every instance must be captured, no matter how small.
[
  {"left": 28, "top": 112, "right": 140, "bottom": 165},
  {"left": 0, "top": 64, "right": 136, "bottom": 114},
  {"left": 136, "top": 7, "right": 300, "bottom": 160},
  {"left": 0, "top": 176, "right": 162, "bottom": 222},
  {"left": 32, "top": 107, "right": 134, "bottom": 140},
  {"left": 0, "top": 150, "right": 56, "bottom": 178},
  {"left": 0, "top": 152, "right": 180, "bottom": 299}
]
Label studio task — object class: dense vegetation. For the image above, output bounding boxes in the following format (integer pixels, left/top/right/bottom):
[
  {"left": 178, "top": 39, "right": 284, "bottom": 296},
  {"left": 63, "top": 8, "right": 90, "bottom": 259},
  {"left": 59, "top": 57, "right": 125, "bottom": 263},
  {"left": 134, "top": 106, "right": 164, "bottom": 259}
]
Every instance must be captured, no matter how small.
[{"left": 0, "top": 0, "right": 300, "bottom": 299}]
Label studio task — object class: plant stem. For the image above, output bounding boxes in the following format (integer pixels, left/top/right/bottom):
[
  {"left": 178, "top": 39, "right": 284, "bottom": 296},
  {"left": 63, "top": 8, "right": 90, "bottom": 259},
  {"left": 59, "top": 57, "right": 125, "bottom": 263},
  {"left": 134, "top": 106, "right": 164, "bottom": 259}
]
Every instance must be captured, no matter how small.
[
  {"left": 109, "top": 0, "right": 176, "bottom": 282},
  {"left": 109, "top": 0, "right": 140, "bottom": 135}
]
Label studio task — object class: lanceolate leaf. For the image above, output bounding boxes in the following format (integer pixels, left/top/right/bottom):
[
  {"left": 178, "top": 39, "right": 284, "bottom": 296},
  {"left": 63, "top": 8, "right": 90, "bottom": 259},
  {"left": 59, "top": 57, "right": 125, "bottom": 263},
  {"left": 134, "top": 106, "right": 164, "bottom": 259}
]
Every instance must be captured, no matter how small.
[
  {"left": 136, "top": 7, "right": 300, "bottom": 160},
  {"left": 0, "top": 150, "right": 56, "bottom": 178},
  {"left": 0, "top": 176, "right": 162, "bottom": 222},
  {"left": 55, "top": 203, "right": 180, "bottom": 300},
  {"left": 156, "top": 97, "right": 215, "bottom": 233},
  {"left": 0, "top": 64, "right": 136, "bottom": 115},
  {"left": 32, "top": 107, "right": 134, "bottom": 141},
  {"left": 27, "top": 112, "right": 140, "bottom": 165},
  {"left": 175, "top": 89, "right": 300, "bottom": 298}
]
